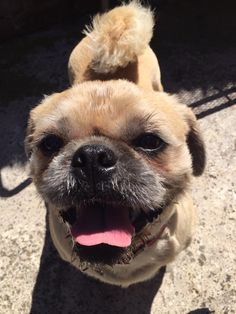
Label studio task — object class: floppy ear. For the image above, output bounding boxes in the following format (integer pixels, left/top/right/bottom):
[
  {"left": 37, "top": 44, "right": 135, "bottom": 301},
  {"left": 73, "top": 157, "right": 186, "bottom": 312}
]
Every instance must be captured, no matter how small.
[
  {"left": 24, "top": 116, "right": 35, "bottom": 158},
  {"left": 184, "top": 109, "right": 206, "bottom": 176}
]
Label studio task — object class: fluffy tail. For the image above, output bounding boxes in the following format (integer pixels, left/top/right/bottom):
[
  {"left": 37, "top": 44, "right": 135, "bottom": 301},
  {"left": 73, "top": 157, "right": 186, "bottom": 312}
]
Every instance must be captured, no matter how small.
[{"left": 84, "top": 1, "right": 154, "bottom": 73}]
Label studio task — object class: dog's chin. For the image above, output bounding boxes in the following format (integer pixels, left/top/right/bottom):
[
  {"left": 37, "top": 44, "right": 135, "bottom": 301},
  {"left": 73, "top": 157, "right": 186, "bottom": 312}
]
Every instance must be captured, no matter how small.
[{"left": 59, "top": 199, "right": 164, "bottom": 266}]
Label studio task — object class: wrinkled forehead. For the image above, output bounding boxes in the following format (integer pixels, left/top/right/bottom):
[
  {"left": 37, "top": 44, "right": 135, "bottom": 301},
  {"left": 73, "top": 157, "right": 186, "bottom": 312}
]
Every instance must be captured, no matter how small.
[{"left": 32, "top": 81, "right": 187, "bottom": 145}]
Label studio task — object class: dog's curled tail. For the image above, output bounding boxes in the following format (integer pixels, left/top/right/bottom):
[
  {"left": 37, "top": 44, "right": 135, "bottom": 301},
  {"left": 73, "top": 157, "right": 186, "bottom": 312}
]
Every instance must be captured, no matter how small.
[{"left": 84, "top": 1, "right": 154, "bottom": 73}]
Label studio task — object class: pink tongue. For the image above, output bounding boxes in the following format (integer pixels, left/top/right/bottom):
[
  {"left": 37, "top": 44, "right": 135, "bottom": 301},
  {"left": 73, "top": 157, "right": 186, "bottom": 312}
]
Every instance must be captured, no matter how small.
[{"left": 71, "top": 206, "right": 134, "bottom": 248}]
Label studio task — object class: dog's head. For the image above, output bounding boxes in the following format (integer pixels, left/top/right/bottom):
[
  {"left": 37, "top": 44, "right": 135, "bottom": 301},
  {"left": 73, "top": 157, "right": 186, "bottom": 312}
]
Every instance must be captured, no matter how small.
[{"left": 25, "top": 80, "right": 205, "bottom": 266}]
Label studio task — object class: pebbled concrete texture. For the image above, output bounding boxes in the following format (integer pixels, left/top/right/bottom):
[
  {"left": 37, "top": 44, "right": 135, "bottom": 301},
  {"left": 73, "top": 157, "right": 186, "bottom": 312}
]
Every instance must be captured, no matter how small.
[{"left": 0, "top": 19, "right": 236, "bottom": 314}]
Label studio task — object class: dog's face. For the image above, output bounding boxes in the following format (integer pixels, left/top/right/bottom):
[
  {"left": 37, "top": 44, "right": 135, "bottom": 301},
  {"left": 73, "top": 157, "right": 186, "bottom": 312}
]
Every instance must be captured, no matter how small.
[{"left": 26, "top": 80, "right": 205, "bottom": 266}]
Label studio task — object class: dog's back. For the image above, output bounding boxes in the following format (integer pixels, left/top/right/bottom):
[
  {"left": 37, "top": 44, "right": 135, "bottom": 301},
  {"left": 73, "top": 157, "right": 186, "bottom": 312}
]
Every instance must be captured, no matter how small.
[{"left": 68, "top": 1, "right": 163, "bottom": 91}]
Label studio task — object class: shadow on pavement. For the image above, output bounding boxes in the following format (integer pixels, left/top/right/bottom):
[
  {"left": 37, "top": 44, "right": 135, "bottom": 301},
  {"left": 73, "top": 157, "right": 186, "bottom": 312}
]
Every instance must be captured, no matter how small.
[
  {"left": 0, "top": 175, "right": 32, "bottom": 197},
  {"left": 189, "top": 86, "right": 236, "bottom": 119},
  {"left": 187, "top": 308, "right": 215, "bottom": 314}
]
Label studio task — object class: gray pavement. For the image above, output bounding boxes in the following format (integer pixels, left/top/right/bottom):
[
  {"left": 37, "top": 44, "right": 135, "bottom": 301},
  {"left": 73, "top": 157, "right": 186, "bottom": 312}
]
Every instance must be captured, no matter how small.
[{"left": 0, "top": 22, "right": 235, "bottom": 314}]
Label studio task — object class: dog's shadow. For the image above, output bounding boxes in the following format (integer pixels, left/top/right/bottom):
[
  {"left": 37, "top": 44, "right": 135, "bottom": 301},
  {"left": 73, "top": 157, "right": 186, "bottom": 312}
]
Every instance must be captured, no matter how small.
[{"left": 30, "top": 212, "right": 165, "bottom": 314}]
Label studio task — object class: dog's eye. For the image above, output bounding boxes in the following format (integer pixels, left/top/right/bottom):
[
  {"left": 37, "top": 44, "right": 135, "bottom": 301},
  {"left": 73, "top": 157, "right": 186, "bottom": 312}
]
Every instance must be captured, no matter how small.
[
  {"left": 39, "top": 134, "right": 64, "bottom": 156},
  {"left": 133, "top": 133, "right": 164, "bottom": 152}
]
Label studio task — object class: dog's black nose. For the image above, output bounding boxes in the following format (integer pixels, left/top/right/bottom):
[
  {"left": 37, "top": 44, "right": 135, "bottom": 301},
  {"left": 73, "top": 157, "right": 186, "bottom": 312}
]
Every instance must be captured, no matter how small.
[{"left": 71, "top": 144, "right": 117, "bottom": 181}]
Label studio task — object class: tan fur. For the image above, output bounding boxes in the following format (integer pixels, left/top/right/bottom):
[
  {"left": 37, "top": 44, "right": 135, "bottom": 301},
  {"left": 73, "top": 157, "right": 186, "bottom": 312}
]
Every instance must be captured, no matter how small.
[
  {"left": 83, "top": 1, "right": 154, "bottom": 73},
  {"left": 68, "top": 1, "right": 163, "bottom": 91},
  {"left": 26, "top": 2, "right": 205, "bottom": 287}
]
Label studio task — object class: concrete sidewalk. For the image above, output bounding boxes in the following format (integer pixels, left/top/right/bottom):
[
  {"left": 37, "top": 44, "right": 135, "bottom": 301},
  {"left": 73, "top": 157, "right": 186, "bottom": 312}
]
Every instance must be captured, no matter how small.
[{"left": 0, "top": 23, "right": 235, "bottom": 314}]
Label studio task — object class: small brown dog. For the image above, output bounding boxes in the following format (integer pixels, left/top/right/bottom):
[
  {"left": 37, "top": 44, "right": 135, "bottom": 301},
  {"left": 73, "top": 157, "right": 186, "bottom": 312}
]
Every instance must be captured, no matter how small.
[{"left": 25, "top": 2, "right": 205, "bottom": 287}]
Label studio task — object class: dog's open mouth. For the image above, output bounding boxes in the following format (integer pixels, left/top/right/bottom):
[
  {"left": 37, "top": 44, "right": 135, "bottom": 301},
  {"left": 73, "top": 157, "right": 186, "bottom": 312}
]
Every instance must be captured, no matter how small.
[
  {"left": 59, "top": 201, "right": 164, "bottom": 265},
  {"left": 71, "top": 203, "right": 134, "bottom": 247}
]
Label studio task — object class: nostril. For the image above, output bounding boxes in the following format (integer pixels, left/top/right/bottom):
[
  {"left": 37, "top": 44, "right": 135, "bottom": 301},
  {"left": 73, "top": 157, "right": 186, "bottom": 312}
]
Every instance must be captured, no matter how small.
[
  {"left": 98, "top": 150, "right": 117, "bottom": 168},
  {"left": 72, "top": 151, "right": 87, "bottom": 168}
]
